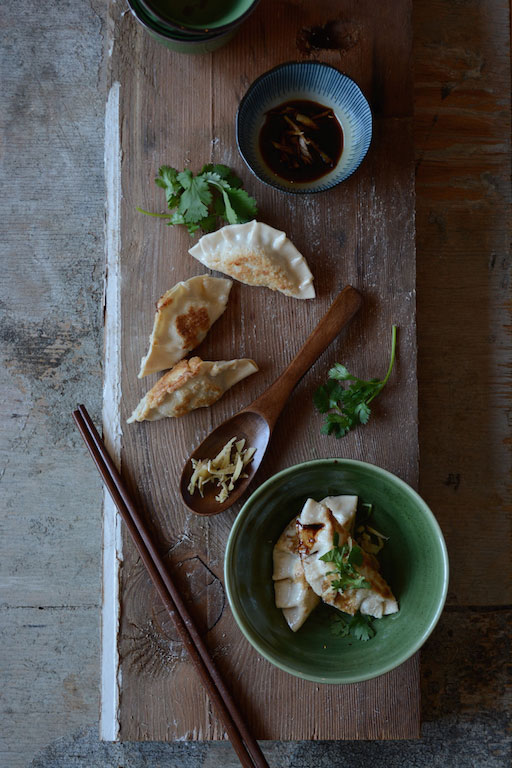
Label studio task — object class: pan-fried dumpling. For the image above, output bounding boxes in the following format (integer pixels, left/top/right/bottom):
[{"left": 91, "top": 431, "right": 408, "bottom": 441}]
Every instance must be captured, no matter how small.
[
  {"left": 188, "top": 220, "right": 315, "bottom": 299},
  {"left": 297, "top": 498, "right": 398, "bottom": 619},
  {"left": 272, "top": 495, "right": 358, "bottom": 632},
  {"left": 138, "top": 275, "right": 232, "bottom": 378},
  {"left": 321, "top": 495, "right": 358, "bottom": 530},
  {"left": 127, "top": 356, "right": 258, "bottom": 423},
  {"left": 273, "top": 518, "right": 320, "bottom": 632}
]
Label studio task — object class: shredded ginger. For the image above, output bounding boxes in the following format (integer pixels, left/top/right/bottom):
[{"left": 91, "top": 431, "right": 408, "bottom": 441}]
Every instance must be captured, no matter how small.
[
  {"left": 356, "top": 524, "right": 389, "bottom": 555},
  {"left": 187, "top": 437, "right": 256, "bottom": 503}
]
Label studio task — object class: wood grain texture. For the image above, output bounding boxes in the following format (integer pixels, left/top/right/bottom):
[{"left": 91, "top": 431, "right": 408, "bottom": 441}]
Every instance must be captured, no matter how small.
[
  {"left": 107, "top": 0, "right": 419, "bottom": 741},
  {"left": 413, "top": 0, "right": 511, "bottom": 606}
]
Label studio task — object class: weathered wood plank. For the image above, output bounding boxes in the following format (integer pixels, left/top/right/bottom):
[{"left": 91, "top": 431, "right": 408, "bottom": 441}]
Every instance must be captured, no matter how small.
[
  {"left": 106, "top": 0, "right": 419, "bottom": 741},
  {"left": 413, "top": 0, "right": 512, "bottom": 606}
]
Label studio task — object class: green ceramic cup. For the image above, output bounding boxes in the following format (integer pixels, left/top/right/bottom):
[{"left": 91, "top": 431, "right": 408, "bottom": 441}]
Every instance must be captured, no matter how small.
[
  {"left": 127, "top": 0, "right": 237, "bottom": 54},
  {"left": 141, "top": 0, "right": 260, "bottom": 34},
  {"left": 224, "top": 458, "right": 449, "bottom": 684}
]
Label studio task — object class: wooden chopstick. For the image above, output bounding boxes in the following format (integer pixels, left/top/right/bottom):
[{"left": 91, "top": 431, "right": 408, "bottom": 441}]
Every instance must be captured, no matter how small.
[{"left": 72, "top": 405, "right": 269, "bottom": 768}]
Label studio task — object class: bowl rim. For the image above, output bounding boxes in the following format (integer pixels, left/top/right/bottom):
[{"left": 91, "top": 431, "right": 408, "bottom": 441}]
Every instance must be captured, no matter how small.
[
  {"left": 236, "top": 60, "right": 373, "bottom": 195},
  {"left": 224, "top": 457, "right": 450, "bottom": 684},
  {"left": 139, "top": 0, "right": 261, "bottom": 35}
]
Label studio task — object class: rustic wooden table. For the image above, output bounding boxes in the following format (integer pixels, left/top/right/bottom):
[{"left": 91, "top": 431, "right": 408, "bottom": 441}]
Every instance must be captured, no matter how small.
[
  {"left": 0, "top": 0, "right": 509, "bottom": 766},
  {"left": 100, "top": 0, "right": 511, "bottom": 747}
]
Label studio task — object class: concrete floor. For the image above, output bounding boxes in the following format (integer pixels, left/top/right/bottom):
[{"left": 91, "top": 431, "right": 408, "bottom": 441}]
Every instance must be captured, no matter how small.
[
  {"left": 1, "top": 2, "right": 510, "bottom": 767},
  {"left": 1, "top": 2, "right": 105, "bottom": 766}
]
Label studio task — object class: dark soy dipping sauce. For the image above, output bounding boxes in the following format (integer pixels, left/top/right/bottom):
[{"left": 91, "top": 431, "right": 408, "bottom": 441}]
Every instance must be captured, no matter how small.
[{"left": 259, "top": 99, "right": 343, "bottom": 184}]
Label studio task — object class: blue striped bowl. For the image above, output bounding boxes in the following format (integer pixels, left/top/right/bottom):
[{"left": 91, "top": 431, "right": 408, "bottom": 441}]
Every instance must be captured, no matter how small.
[{"left": 236, "top": 61, "right": 372, "bottom": 193}]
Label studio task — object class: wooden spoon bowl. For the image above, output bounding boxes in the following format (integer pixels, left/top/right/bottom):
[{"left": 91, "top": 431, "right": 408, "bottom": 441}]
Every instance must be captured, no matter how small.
[
  {"left": 180, "top": 411, "right": 271, "bottom": 515},
  {"left": 180, "top": 285, "right": 362, "bottom": 515}
]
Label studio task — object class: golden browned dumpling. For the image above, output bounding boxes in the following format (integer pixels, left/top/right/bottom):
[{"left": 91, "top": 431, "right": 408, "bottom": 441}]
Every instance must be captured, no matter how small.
[
  {"left": 138, "top": 275, "right": 232, "bottom": 377},
  {"left": 297, "top": 498, "right": 398, "bottom": 619},
  {"left": 188, "top": 220, "right": 315, "bottom": 299},
  {"left": 127, "top": 356, "right": 258, "bottom": 423}
]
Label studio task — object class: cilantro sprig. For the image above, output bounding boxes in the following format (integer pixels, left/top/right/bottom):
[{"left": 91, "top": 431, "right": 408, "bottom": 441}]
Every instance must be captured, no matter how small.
[
  {"left": 313, "top": 325, "right": 398, "bottom": 439},
  {"left": 330, "top": 611, "right": 375, "bottom": 642},
  {"left": 137, "top": 164, "right": 258, "bottom": 235},
  {"left": 319, "top": 532, "right": 371, "bottom": 593}
]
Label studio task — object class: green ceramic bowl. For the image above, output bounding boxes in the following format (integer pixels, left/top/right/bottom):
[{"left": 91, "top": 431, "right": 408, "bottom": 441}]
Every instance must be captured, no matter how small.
[{"left": 224, "top": 458, "right": 449, "bottom": 684}]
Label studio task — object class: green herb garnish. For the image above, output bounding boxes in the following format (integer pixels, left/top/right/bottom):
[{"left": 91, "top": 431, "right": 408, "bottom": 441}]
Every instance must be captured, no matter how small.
[
  {"left": 330, "top": 613, "right": 351, "bottom": 637},
  {"left": 319, "top": 534, "right": 371, "bottom": 593},
  {"left": 330, "top": 612, "right": 376, "bottom": 642},
  {"left": 137, "top": 164, "right": 258, "bottom": 235},
  {"left": 313, "top": 325, "right": 398, "bottom": 438}
]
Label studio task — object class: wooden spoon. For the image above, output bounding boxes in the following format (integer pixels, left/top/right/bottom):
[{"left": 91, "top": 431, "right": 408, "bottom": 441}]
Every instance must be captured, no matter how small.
[{"left": 180, "top": 285, "right": 362, "bottom": 515}]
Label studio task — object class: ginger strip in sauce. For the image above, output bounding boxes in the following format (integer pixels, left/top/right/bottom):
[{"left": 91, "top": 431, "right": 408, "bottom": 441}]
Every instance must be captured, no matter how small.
[{"left": 259, "top": 99, "right": 343, "bottom": 184}]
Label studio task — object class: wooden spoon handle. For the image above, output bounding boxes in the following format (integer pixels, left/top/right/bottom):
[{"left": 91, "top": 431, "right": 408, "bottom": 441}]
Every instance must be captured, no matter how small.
[{"left": 247, "top": 285, "right": 362, "bottom": 427}]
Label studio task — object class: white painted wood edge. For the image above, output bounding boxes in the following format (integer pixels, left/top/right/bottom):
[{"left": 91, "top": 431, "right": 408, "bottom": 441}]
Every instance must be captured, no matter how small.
[{"left": 100, "top": 80, "right": 122, "bottom": 742}]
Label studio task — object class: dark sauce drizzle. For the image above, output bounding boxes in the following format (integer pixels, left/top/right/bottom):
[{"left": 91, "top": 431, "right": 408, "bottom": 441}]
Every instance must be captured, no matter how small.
[{"left": 259, "top": 99, "right": 343, "bottom": 184}]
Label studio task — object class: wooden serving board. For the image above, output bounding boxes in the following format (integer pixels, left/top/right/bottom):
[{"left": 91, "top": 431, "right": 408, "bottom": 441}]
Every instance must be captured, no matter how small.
[{"left": 103, "top": 0, "right": 419, "bottom": 741}]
